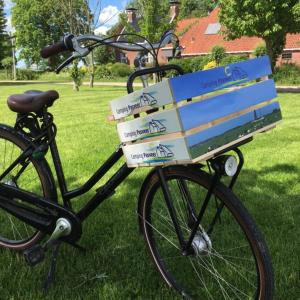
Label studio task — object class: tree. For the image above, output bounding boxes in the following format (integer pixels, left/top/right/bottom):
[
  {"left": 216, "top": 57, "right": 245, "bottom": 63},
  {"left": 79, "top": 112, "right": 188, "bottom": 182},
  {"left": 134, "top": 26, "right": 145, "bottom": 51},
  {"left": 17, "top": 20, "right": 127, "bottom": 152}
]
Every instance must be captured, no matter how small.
[
  {"left": 12, "top": 0, "right": 89, "bottom": 69},
  {"left": 1, "top": 57, "right": 13, "bottom": 78},
  {"left": 93, "top": 45, "right": 116, "bottom": 65},
  {"left": 211, "top": 45, "right": 226, "bottom": 66},
  {"left": 126, "top": 0, "right": 174, "bottom": 43},
  {"left": 179, "top": 0, "right": 218, "bottom": 19},
  {"left": 0, "top": 0, "right": 9, "bottom": 67},
  {"left": 219, "top": 0, "right": 300, "bottom": 71},
  {"left": 254, "top": 44, "right": 267, "bottom": 57}
]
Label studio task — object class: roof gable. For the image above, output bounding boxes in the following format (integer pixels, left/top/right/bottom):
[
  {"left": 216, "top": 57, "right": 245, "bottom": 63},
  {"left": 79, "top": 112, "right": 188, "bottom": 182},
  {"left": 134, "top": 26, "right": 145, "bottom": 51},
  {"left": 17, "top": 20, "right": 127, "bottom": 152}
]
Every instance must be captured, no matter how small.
[{"left": 176, "top": 7, "right": 300, "bottom": 56}]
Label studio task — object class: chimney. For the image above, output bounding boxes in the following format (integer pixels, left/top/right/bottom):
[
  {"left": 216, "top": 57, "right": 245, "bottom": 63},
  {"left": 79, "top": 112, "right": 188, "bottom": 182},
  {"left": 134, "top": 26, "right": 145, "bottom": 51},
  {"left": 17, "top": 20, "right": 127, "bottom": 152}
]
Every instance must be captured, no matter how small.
[
  {"left": 169, "top": 0, "right": 180, "bottom": 23},
  {"left": 126, "top": 7, "right": 137, "bottom": 24}
]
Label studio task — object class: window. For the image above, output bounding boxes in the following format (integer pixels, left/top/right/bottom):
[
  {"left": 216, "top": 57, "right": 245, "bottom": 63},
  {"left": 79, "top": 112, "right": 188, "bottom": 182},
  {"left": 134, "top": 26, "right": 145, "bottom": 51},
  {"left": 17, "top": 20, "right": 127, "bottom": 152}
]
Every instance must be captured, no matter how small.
[
  {"left": 282, "top": 52, "right": 292, "bottom": 60},
  {"left": 205, "top": 23, "right": 221, "bottom": 35}
]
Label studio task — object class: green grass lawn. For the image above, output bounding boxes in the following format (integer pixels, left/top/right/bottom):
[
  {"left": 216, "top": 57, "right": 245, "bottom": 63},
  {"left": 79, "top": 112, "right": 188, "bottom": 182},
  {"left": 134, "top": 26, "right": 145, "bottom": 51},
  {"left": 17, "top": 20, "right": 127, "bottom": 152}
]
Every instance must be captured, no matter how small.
[{"left": 0, "top": 83, "right": 299, "bottom": 299}]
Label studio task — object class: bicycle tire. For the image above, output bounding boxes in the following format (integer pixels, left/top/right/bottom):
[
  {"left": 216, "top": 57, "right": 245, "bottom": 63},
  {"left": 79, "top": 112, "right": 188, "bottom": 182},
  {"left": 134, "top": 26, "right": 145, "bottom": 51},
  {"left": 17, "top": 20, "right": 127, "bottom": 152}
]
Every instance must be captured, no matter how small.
[
  {"left": 0, "top": 125, "right": 57, "bottom": 250},
  {"left": 139, "top": 166, "right": 274, "bottom": 299}
]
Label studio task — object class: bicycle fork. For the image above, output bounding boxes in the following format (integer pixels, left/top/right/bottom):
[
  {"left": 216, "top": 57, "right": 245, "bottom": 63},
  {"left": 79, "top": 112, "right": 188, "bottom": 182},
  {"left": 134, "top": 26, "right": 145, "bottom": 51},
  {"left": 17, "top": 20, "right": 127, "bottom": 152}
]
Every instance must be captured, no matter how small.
[{"left": 156, "top": 149, "right": 244, "bottom": 255}]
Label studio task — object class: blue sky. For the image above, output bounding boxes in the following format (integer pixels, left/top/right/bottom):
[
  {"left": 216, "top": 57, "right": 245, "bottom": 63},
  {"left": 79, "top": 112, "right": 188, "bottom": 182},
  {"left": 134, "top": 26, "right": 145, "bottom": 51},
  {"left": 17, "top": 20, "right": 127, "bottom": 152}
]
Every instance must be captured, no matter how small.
[
  {"left": 3, "top": 0, "right": 130, "bottom": 67},
  {"left": 4, "top": 0, "right": 129, "bottom": 34}
]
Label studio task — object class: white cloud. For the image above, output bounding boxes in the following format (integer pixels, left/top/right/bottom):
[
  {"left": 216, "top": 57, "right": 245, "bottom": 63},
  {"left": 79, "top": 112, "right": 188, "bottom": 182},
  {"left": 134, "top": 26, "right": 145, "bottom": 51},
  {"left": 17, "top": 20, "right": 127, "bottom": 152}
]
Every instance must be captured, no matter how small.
[
  {"left": 94, "top": 5, "right": 120, "bottom": 36},
  {"left": 98, "top": 5, "right": 120, "bottom": 27},
  {"left": 94, "top": 25, "right": 109, "bottom": 35},
  {"left": 5, "top": 15, "right": 15, "bottom": 33},
  {"left": 4, "top": 0, "right": 13, "bottom": 10}
]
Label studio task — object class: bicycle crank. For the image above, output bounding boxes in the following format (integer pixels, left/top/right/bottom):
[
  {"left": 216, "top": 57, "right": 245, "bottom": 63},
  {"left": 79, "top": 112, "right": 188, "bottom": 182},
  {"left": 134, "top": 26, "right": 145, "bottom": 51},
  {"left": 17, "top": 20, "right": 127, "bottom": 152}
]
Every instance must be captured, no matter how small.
[{"left": 23, "top": 218, "right": 72, "bottom": 266}]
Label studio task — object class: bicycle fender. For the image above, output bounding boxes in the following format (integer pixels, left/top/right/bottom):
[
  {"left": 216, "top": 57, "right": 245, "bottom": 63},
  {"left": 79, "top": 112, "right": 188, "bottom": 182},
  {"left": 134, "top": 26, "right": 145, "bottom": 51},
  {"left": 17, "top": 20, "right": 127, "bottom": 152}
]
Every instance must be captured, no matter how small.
[
  {"left": 137, "top": 164, "right": 204, "bottom": 233},
  {"left": 0, "top": 123, "right": 58, "bottom": 202}
]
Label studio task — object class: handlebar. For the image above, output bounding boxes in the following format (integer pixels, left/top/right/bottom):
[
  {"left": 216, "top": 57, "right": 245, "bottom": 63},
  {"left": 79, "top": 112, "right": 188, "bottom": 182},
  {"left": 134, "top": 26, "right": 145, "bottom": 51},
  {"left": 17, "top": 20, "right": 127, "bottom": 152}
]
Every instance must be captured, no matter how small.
[
  {"left": 40, "top": 30, "right": 178, "bottom": 73},
  {"left": 74, "top": 31, "right": 174, "bottom": 52},
  {"left": 41, "top": 35, "right": 75, "bottom": 58}
]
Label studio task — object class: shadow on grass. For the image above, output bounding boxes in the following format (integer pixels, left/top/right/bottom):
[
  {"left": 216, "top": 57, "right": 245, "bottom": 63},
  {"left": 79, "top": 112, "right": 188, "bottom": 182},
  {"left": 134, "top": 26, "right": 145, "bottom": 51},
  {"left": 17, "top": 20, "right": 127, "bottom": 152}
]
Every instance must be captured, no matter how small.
[
  {"left": 0, "top": 81, "right": 56, "bottom": 86},
  {"left": 0, "top": 165, "right": 297, "bottom": 299}
]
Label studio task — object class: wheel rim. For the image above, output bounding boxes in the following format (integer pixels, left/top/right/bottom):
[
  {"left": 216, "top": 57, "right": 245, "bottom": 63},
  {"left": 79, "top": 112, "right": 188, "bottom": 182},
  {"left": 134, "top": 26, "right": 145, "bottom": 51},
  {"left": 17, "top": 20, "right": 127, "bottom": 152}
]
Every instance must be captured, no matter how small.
[
  {"left": 144, "top": 175, "right": 263, "bottom": 299},
  {"left": 0, "top": 136, "right": 44, "bottom": 247}
]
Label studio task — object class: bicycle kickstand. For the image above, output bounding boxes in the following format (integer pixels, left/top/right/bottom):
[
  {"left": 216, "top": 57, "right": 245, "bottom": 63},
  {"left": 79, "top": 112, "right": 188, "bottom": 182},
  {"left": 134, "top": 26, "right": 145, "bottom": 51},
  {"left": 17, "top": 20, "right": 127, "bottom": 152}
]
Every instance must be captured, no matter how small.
[{"left": 43, "top": 240, "right": 61, "bottom": 292}]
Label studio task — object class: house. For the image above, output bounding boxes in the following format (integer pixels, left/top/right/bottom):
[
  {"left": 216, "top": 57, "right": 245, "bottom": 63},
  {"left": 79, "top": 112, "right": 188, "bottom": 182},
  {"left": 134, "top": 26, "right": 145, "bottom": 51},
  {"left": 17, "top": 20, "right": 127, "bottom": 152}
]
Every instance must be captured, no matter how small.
[
  {"left": 120, "top": 4, "right": 300, "bottom": 67},
  {"left": 120, "top": 2, "right": 180, "bottom": 66},
  {"left": 162, "top": 7, "right": 300, "bottom": 66}
]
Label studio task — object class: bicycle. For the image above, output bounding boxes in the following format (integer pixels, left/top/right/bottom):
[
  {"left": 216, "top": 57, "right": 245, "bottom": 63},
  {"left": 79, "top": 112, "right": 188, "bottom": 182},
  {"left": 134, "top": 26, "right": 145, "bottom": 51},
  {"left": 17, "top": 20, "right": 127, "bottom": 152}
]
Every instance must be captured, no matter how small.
[{"left": 0, "top": 31, "right": 274, "bottom": 299}]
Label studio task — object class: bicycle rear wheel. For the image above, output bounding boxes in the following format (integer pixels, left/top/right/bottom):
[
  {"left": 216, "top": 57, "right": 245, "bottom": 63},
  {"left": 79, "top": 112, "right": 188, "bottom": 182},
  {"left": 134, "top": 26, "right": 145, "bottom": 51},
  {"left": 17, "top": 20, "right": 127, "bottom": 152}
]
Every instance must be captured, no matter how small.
[
  {"left": 0, "top": 126, "right": 56, "bottom": 250},
  {"left": 139, "top": 167, "right": 274, "bottom": 299}
]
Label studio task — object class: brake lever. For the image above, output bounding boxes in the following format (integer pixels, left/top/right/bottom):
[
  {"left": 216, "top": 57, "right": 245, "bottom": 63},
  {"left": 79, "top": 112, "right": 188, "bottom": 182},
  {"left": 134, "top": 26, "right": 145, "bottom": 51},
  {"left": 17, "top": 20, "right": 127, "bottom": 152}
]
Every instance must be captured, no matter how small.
[{"left": 55, "top": 54, "right": 77, "bottom": 74}]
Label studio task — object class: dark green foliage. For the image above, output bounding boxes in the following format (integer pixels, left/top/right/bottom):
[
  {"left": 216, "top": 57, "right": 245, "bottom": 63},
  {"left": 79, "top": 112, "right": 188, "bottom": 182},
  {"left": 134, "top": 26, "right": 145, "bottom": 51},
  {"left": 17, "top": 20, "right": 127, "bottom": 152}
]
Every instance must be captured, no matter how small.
[
  {"left": 169, "top": 54, "right": 247, "bottom": 74},
  {"left": 139, "top": 0, "right": 172, "bottom": 43},
  {"left": 274, "top": 63, "right": 300, "bottom": 85},
  {"left": 169, "top": 57, "right": 194, "bottom": 73},
  {"left": 219, "top": 0, "right": 300, "bottom": 70},
  {"left": 211, "top": 45, "right": 226, "bottom": 65},
  {"left": 179, "top": 0, "right": 218, "bottom": 19},
  {"left": 94, "top": 65, "right": 113, "bottom": 79},
  {"left": 254, "top": 44, "right": 267, "bottom": 57},
  {"left": 93, "top": 45, "right": 116, "bottom": 65},
  {"left": 16, "top": 69, "right": 42, "bottom": 80},
  {"left": 0, "top": 0, "right": 9, "bottom": 67},
  {"left": 12, "top": 0, "right": 89, "bottom": 69},
  {"left": 94, "top": 63, "right": 132, "bottom": 79},
  {"left": 189, "top": 56, "right": 211, "bottom": 72},
  {"left": 110, "top": 63, "right": 132, "bottom": 77},
  {"left": 124, "top": 0, "right": 174, "bottom": 43},
  {"left": 1, "top": 57, "right": 13, "bottom": 78},
  {"left": 70, "top": 61, "right": 85, "bottom": 91},
  {"left": 220, "top": 55, "right": 248, "bottom": 66}
]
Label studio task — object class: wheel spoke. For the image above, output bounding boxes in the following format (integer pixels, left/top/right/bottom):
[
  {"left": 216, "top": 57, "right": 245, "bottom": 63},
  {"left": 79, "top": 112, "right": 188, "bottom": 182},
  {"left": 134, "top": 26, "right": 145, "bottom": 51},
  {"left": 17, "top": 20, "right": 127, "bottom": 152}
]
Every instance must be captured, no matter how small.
[
  {"left": 0, "top": 132, "right": 48, "bottom": 249},
  {"left": 141, "top": 170, "right": 270, "bottom": 299}
]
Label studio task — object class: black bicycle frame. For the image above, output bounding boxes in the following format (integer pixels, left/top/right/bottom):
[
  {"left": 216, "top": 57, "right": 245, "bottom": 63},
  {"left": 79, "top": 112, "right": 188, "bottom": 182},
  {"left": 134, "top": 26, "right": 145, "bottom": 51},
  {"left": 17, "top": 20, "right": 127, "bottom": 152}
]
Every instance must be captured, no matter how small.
[
  {"left": 0, "top": 65, "right": 187, "bottom": 235},
  {"left": 0, "top": 63, "right": 247, "bottom": 250}
]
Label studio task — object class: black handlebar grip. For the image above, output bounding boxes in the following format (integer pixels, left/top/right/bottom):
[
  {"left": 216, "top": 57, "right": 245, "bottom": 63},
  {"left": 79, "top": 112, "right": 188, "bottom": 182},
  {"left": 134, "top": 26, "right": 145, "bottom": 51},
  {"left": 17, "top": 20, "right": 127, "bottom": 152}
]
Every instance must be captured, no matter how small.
[{"left": 41, "top": 41, "right": 67, "bottom": 59}]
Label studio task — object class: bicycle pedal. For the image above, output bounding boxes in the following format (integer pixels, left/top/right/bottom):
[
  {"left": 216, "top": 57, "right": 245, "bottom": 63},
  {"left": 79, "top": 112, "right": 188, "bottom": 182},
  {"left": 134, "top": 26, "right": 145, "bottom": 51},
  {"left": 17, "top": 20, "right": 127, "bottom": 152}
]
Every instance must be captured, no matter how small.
[{"left": 23, "top": 244, "right": 45, "bottom": 267}]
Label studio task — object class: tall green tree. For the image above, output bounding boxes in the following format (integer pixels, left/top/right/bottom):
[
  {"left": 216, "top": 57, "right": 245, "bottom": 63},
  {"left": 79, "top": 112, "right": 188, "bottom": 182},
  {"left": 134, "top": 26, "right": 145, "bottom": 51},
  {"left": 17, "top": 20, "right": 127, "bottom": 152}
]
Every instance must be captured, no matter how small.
[
  {"left": 0, "top": 0, "right": 9, "bottom": 67},
  {"left": 219, "top": 0, "right": 300, "bottom": 70},
  {"left": 12, "top": 0, "right": 89, "bottom": 69},
  {"left": 139, "top": 0, "right": 171, "bottom": 42},
  {"left": 126, "top": 0, "right": 174, "bottom": 42},
  {"left": 179, "top": 0, "right": 218, "bottom": 19}
]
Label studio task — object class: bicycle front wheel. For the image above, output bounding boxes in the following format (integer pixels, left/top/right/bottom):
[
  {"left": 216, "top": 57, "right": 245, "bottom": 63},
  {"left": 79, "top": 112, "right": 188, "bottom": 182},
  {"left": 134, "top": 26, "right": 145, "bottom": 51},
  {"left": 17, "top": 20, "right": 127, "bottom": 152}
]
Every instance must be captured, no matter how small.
[{"left": 139, "top": 167, "right": 274, "bottom": 299}]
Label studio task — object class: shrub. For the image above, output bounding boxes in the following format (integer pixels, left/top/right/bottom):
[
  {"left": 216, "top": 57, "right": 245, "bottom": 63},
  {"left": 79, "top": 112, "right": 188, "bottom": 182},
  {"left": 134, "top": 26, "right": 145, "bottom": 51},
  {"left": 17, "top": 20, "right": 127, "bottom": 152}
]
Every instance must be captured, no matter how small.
[
  {"left": 220, "top": 54, "right": 248, "bottom": 66},
  {"left": 16, "top": 69, "right": 41, "bottom": 80},
  {"left": 273, "top": 63, "right": 300, "bottom": 85},
  {"left": 69, "top": 62, "right": 85, "bottom": 91},
  {"left": 110, "top": 63, "right": 132, "bottom": 77},
  {"left": 168, "top": 58, "right": 194, "bottom": 74},
  {"left": 254, "top": 44, "right": 267, "bottom": 57},
  {"left": 168, "top": 54, "right": 249, "bottom": 76},
  {"left": 94, "top": 65, "right": 113, "bottom": 79},
  {"left": 0, "top": 70, "right": 8, "bottom": 80},
  {"left": 211, "top": 45, "right": 226, "bottom": 65},
  {"left": 190, "top": 56, "right": 211, "bottom": 72}
]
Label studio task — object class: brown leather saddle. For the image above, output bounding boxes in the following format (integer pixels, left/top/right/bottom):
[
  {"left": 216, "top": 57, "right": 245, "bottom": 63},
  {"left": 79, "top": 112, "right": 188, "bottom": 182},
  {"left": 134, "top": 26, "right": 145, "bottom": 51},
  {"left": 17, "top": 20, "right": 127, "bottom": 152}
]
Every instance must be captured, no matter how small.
[{"left": 7, "top": 90, "right": 59, "bottom": 113}]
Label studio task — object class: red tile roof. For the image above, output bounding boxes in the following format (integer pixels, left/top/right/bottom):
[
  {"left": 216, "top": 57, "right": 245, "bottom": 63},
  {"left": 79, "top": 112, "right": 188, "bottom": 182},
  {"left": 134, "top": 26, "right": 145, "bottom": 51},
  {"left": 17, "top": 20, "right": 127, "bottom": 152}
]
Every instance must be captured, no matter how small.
[{"left": 175, "top": 7, "right": 300, "bottom": 56}]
